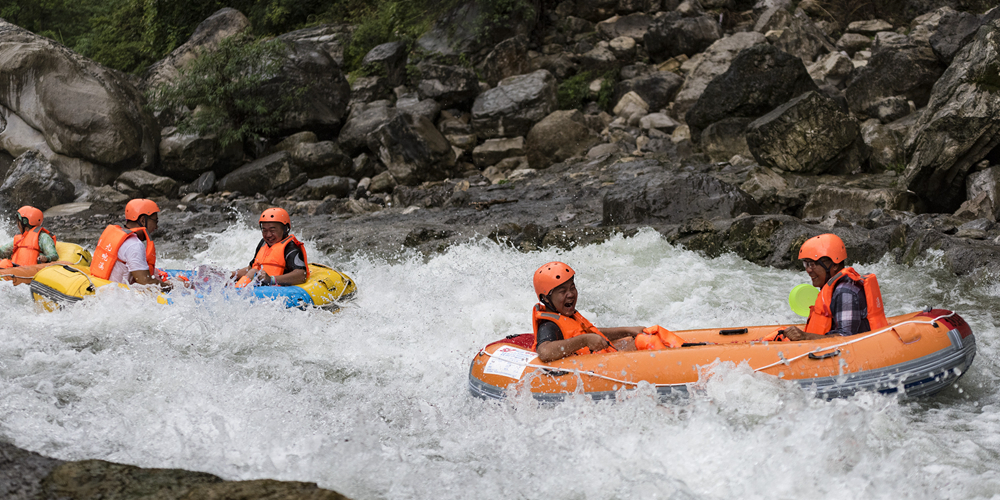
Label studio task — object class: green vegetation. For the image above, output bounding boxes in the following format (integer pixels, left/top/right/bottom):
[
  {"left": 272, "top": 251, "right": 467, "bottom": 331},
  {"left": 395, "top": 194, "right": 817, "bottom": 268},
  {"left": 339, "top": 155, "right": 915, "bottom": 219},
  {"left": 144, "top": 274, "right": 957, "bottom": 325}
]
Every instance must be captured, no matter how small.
[
  {"left": 557, "top": 70, "right": 618, "bottom": 112},
  {"left": 146, "top": 32, "right": 305, "bottom": 147}
]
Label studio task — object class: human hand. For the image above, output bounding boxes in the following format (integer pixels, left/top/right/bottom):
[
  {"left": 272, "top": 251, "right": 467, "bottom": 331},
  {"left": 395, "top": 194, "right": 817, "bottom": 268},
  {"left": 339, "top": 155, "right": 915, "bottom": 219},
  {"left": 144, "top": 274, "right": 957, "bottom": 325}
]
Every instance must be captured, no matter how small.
[
  {"left": 781, "top": 326, "right": 807, "bottom": 341},
  {"left": 582, "top": 333, "right": 611, "bottom": 352}
]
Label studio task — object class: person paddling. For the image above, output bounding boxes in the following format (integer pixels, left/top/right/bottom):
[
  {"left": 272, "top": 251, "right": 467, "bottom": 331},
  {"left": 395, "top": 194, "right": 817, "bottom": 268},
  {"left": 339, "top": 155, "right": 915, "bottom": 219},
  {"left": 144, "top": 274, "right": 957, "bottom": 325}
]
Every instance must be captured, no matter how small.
[
  {"left": 90, "top": 199, "right": 171, "bottom": 290},
  {"left": 0, "top": 206, "right": 59, "bottom": 268},
  {"left": 234, "top": 208, "right": 309, "bottom": 287},
  {"left": 531, "top": 262, "right": 644, "bottom": 362},
  {"left": 780, "top": 233, "right": 888, "bottom": 341}
]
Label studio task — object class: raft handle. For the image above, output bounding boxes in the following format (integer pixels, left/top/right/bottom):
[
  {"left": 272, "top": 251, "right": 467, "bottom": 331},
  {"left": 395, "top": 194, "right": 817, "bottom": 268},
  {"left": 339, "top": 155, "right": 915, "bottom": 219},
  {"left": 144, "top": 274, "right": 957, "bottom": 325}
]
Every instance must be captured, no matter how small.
[
  {"left": 542, "top": 369, "right": 571, "bottom": 377},
  {"left": 682, "top": 342, "right": 708, "bottom": 347},
  {"left": 807, "top": 349, "right": 841, "bottom": 360},
  {"left": 719, "top": 328, "right": 748, "bottom": 335}
]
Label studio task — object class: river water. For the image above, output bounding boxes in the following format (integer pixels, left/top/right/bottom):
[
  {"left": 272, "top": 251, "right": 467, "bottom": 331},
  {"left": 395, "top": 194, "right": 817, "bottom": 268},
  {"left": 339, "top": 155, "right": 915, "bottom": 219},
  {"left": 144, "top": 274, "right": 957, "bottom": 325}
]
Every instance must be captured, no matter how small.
[{"left": 1, "top": 224, "right": 998, "bottom": 499}]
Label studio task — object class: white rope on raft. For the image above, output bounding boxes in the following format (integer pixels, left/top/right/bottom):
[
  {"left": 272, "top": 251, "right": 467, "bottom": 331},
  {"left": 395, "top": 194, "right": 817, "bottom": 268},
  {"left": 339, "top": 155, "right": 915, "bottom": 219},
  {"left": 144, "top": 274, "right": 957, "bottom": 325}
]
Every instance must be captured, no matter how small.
[{"left": 477, "top": 311, "right": 958, "bottom": 389}]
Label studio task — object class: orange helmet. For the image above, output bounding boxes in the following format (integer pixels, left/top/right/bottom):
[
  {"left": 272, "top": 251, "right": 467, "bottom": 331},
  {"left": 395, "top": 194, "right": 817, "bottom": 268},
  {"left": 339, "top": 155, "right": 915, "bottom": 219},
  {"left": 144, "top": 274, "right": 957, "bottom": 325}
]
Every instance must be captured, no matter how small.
[
  {"left": 125, "top": 199, "right": 160, "bottom": 221},
  {"left": 259, "top": 207, "right": 291, "bottom": 226},
  {"left": 533, "top": 261, "right": 575, "bottom": 298},
  {"left": 798, "top": 233, "right": 846, "bottom": 264},
  {"left": 16, "top": 206, "right": 43, "bottom": 227}
]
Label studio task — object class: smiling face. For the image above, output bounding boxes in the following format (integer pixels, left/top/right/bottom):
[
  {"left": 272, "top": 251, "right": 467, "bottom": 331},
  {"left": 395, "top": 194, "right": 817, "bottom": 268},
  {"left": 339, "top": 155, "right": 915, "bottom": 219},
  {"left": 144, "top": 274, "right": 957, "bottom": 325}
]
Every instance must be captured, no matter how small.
[
  {"left": 802, "top": 259, "right": 830, "bottom": 288},
  {"left": 260, "top": 222, "right": 286, "bottom": 245},
  {"left": 546, "top": 277, "right": 578, "bottom": 316}
]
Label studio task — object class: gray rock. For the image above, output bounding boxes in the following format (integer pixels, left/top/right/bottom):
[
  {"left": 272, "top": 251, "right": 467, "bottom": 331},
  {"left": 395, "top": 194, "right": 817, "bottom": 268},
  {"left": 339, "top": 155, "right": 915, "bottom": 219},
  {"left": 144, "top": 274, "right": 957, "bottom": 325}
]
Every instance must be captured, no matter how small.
[
  {"left": 416, "top": 2, "right": 483, "bottom": 57},
  {"left": 639, "top": 113, "right": 680, "bottom": 133},
  {"left": 473, "top": 137, "right": 527, "bottom": 168},
  {"left": 158, "top": 127, "right": 243, "bottom": 182},
  {"left": 903, "top": 19, "right": 1000, "bottom": 213},
  {"left": 272, "top": 131, "right": 318, "bottom": 152},
  {"left": 701, "top": 117, "right": 753, "bottom": 163},
  {"left": 836, "top": 33, "right": 872, "bottom": 57},
  {"left": 846, "top": 19, "right": 894, "bottom": 36},
  {"left": 644, "top": 14, "right": 722, "bottom": 62},
  {"left": 480, "top": 37, "right": 529, "bottom": 87},
  {"left": 844, "top": 38, "right": 943, "bottom": 119},
  {"left": 576, "top": 0, "right": 619, "bottom": 21},
  {"left": 267, "top": 39, "right": 351, "bottom": 135},
  {"left": 396, "top": 95, "right": 442, "bottom": 124},
  {"left": 0, "top": 20, "right": 158, "bottom": 171},
  {"left": 870, "top": 96, "right": 911, "bottom": 123},
  {"left": 768, "top": 12, "right": 837, "bottom": 64},
  {"left": 528, "top": 52, "right": 580, "bottom": 80},
  {"left": 290, "top": 175, "right": 356, "bottom": 200},
  {"left": 801, "top": 185, "right": 921, "bottom": 218},
  {"left": 673, "top": 32, "right": 768, "bottom": 116},
  {"left": 961, "top": 166, "right": 1000, "bottom": 221},
  {"left": 526, "top": 110, "right": 600, "bottom": 169},
  {"left": 415, "top": 63, "right": 480, "bottom": 109},
  {"left": 615, "top": 71, "right": 684, "bottom": 112},
  {"left": 278, "top": 24, "right": 354, "bottom": 67},
  {"left": 597, "top": 13, "right": 653, "bottom": 40},
  {"left": 367, "top": 112, "right": 457, "bottom": 185},
  {"left": 143, "top": 8, "right": 250, "bottom": 90},
  {"left": 562, "top": 16, "right": 596, "bottom": 37},
  {"left": 351, "top": 153, "right": 382, "bottom": 180},
  {"left": 929, "top": 10, "right": 983, "bottom": 64},
  {"left": 369, "top": 170, "right": 397, "bottom": 193},
  {"left": 0, "top": 441, "right": 63, "bottom": 500},
  {"left": 685, "top": 44, "right": 819, "bottom": 140},
  {"left": 860, "top": 119, "right": 905, "bottom": 171},
  {"left": 218, "top": 151, "right": 300, "bottom": 196},
  {"left": 807, "top": 52, "right": 855, "bottom": 88},
  {"left": 472, "top": 70, "right": 558, "bottom": 139},
  {"left": 338, "top": 102, "right": 396, "bottom": 156},
  {"left": 179, "top": 170, "right": 217, "bottom": 196},
  {"left": 114, "top": 169, "right": 180, "bottom": 199},
  {"left": 579, "top": 44, "right": 620, "bottom": 73},
  {"left": 361, "top": 41, "right": 408, "bottom": 88},
  {"left": 0, "top": 150, "right": 75, "bottom": 210},
  {"left": 746, "top": 91, "right": 868, "bottom": 175},
  {"left": 291, "top": 141, "right": 352, "bottom": 178}
]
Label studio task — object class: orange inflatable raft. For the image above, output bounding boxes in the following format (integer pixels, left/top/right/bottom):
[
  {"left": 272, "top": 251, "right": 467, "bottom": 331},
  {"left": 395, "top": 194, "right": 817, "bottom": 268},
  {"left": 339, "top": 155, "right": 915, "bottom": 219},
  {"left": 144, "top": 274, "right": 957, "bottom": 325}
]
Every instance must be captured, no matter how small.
[{"left": 469, "top": 309, "right": 976, "bottom": 402}]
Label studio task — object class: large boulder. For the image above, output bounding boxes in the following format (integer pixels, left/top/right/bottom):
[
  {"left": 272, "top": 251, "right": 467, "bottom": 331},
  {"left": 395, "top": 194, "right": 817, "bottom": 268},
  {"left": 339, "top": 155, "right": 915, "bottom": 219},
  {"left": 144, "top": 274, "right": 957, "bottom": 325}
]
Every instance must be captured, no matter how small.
[
  {"left": 929, "top": 10, "right": 983, "bottom": 65},
  {"left": 157, "top": 127, "right": 244, "bottom": 182},
  {"left": 602, "top": 160, "right": 762, "bottom": 225},
  {"left": 290, "top": 141, "right": 352, "bottom": 178},
  {"left": 685, "top": 44, "right": 819, "bottom": 140},
  {"left": 415, "top": 63, "right": 480, "bottom": 109},
  {"left": 366, "top": 112, "right": 456, "bottom": 186},
  {"left": 644, "top": 14, "right": 722, "bottom": 63},
  {"left": 767, "top": 11, "right": 836, "bottom": 64},
  {"left": 278, "top": 24, "right": 354, "bottom": 67},
  {"left": 360, "top": 41, "right": 408, "bottom": 89},
  {"left": 673, "top": 32, "right": 768, "bottom": 116},
  {"left": 472, "top": 137, "right": 526, "bottom": 168},
  {"left": 615, "top": 71, "right": 684, "bottom": 112},
  {"left": 746, "top": 91, "right": 868, "bottom": 175},
  {"left": 472, "top": 70, "right": 558, "bottom": 139},
  {"left": 0, "top": 21, "right": 158, "bottom": 172},
  {"left": 0, "top": 150, "right": 75, "bottom": 210},
  {"left": 807, "top": 52, "right": 854, "bottom": 88},
  {"left": 480, "top": 37, "right": 529, "bottom": 87},
  {"left": 416, "top": 2, "right": 483, "bottom": 57},
  {"left": 114, "top": 170, "right": 179, "bottom": 198},
  {"left": 337, "top": 101, "right": 396, "bottom": 157},
  {"left": 217, "top": 151, "right": 301, "bottom": 195},
  {"left": 962, "top": 166, "right": 1000, "bottom": 221},
  {"left": 267, "top": 38, "right": 352, "bottom": 136},
  {"left": 903, "top": 20, "right": 1000, "bottom": 213},
  {"left": 844, "top": 37, "right": 944, "bottom": 119},
  {"left": 526, "top": 110, "right": 600, "bottom": 169},
  {"left": 801, "top": 185, "right": 921, "bottom": 218},
  {"left": 701, "top": 117, "right": 752, "bottom": 162},
  {"left": 289, "top": 175, "right": 355, "bottom": 200},
  {"left": 143, "top": 8, "right": 250, "bottom": 90}
]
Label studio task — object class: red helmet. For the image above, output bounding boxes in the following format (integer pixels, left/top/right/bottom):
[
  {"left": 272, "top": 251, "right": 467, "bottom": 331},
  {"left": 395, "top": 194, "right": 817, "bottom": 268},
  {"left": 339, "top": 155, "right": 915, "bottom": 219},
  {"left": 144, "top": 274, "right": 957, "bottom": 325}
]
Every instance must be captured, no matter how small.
[
  {"left": 259, "top": 207, "right": 291, "bottom": 226},
  {"left": 16, "top": 206, "right": 43, "bottom": 227},
  {"left": 798, "top": 233, "right": 847, "bottom": 264},
  {"left": 533, "top": 261, "right": 575, "bottom": 298},
  {"left": 125, "top": 199, "right": 160, "bottom": 221}
]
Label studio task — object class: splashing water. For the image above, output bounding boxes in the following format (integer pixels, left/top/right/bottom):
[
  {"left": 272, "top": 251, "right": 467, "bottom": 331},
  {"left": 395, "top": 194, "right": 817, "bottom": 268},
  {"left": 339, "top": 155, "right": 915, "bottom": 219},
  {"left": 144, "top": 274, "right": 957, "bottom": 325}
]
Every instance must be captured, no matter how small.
[{"left": 1, "top": 225, "right": 998, "bottom": 500}]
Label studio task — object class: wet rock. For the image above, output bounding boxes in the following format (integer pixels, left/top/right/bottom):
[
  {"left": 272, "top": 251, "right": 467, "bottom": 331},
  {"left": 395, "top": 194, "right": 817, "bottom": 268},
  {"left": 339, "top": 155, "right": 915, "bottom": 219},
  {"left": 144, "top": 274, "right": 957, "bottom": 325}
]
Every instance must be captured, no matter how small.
[
  {"left": 614, "top": 71, "right": 683, "bottom": 113},
  {"left": 0, "top": 150, "right": 76, "bottom": 211},
  {"left": 472, "top": 70, "right": 558, "bottom": 139},
  {"left": 903, "top": 19, "right": 1000, "bottom": 213},
  {"left": 361, "top": 41, "right": 408, "bottom": 88},
  {"left": 0, "top": 20, "right": 158, "bottom": 171},
  {"left": 701, "top": 117, "right": 752, "bottom": 163},
  {"left": 526, "top": 110, "right": 600, "bottom": 169},
  {"left": 158, "top": 127, "right": 243, "bottom": 182},
  {"left": 403, "top": 227, "right": 454, "bottom": 246},
  {"left": 114, "top": 170, "right": 180, "bottom": 199},
  {"left": 673, "top": 32, "right": 768, "bottom": 116},
  {"left": 367, "top": 112, "right": 457, "bottom": 185},
  {"left": 962, "top": 166, "right": 1000, "bottom": 221},
  {"left": 801, "top": 185, "right": 922, "bottom": 218},
  {"left": 290, "top": 141, "right": 353, "bottom": 178},
  {"left": 473, "top": 137, "right": 526, "bottom": 168},
  {"left": 685, "top": 44, "right": 819, "bottom": 140},
  {"left": 480, "top": 37, "right": 529, "bottom": 87},
  {"left": 217, "top": 151, "right": 300, "bottom": 196},
  {"left": 746, "top": 91, "right": 868, "bottom": 175},
  {"left": 0, "top": 441, "right": 63, "bottom": 500},
  {"left": 644, "top": 14, "right": 722, "bottom": 62},
  {"left": 597, "top": 13, "right": 653, "bottom": 40},
  {"left": 844, "top": 37, "right": 944, "bottom": 119},
  {"left": 143, "top": 8, "right": 250, "bottom": 90},
  {"left": 338, "top": 101, "right": 396, "bottom": 156}
]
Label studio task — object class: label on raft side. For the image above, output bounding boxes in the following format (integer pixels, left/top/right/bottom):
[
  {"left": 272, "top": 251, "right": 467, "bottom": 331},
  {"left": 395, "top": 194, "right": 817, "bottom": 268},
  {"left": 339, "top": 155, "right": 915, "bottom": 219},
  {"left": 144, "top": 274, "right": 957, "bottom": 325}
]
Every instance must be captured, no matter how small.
[{"left": 483, "top": 346, "right": 538, "bottom": 379}]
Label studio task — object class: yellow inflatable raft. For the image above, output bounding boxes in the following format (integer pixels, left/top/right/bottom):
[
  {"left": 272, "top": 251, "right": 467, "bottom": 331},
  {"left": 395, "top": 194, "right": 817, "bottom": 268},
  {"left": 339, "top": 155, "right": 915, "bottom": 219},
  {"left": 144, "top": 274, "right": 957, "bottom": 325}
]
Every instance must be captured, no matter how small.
[{"left": 0, "top": 242, "right": 93, "bottom": 285}]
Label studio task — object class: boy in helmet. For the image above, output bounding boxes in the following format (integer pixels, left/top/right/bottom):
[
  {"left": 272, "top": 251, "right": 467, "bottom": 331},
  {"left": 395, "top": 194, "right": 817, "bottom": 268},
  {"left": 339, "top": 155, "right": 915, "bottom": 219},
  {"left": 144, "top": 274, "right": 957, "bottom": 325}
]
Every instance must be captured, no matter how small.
[
  {"left": 234, "top": 208, "right": 309, "bottom": 287},
  {"left": 0, "top": 206, "right": 59, "bottom": 267},
  {"left": 781, "top": 233, "right": 887, "bottom": 341},
  {"left": 91, "top": 199, "right": 171, "bottom": 290},
  {"left": 532, "top": 261, "right": 644, "bottom": 362}
]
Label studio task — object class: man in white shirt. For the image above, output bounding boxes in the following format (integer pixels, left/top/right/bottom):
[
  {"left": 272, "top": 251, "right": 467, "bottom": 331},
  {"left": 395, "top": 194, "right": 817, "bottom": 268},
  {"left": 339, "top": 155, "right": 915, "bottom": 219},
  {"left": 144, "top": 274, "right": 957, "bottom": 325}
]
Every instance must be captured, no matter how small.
[{"left": 90, "top": 199, "right": 170, "bottom": 290}]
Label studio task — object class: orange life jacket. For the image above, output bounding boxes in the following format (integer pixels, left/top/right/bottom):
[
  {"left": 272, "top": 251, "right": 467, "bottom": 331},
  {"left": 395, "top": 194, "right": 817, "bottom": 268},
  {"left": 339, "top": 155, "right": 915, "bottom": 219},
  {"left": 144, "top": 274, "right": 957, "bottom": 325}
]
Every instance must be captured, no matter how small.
[
  {"left": 0, "top": 226, "right": 55, "bottom": 267},
  {"left": 251, "top": 235, "right": 310, "bottom": 279},
  {"left": 531, "top": 304, "right": 616, "bottom": 355},
  {"left": 90, "top": 225, "right": 156, "bottom": 281},
  {"left": 804, "top": 267, "right": 888, "bottom": 335}
]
